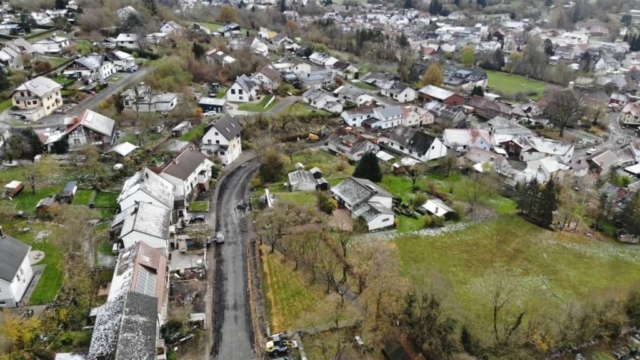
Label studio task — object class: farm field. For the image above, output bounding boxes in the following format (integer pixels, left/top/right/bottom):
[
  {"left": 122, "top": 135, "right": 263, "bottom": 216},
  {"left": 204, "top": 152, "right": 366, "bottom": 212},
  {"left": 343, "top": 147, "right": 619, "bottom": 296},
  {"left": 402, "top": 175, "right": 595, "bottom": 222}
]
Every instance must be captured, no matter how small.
[{"left": 486, "top": 71, "right": 547, "bottom": 99}]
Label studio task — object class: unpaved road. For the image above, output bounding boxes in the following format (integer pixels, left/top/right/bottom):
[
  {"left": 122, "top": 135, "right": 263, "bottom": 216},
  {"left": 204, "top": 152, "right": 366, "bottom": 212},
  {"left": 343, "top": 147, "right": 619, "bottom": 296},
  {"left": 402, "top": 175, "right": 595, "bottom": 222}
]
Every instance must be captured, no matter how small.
[{"left": 211, "top": 159, "right": 260, "bottom": 360}]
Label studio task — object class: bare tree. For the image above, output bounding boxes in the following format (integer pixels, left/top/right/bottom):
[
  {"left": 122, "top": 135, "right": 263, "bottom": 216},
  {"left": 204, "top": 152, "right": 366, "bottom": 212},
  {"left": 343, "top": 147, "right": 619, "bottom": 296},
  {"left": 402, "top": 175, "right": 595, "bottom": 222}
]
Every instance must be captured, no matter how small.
[
  {"left": 546, "top": 89, "right": 583, "bottom": 137},
  {"left": 405, "top": 163, "right": 426, "bottom": 188}
]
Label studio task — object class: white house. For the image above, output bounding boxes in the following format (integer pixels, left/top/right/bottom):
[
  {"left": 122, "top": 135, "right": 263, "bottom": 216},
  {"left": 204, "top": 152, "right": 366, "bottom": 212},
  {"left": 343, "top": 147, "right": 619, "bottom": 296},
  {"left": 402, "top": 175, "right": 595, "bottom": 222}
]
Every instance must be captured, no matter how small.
[
  {"left": 365, "top": 106, "right": 403, "bottom": 129},
  {"left": 159, "top": 21, "right": 183, "bottom": 35},
  {"left": 382, "top": 126, "right": 447, "bottom": 163},
  {"left": 379, "top": 82, "right": 417, "bottom": 103},
  {"left": 443, "top": 129, "right": 492, "bottom": 153},
  {"left": 401, "top": 105, "right": 433, "bottom": 127},
  {"left": 251, "top": 65, "right": 281, "bottom": 91},
  {"left": 621, "top": 102, "right": 640, "bottom": 127},
  {"left": 105, "top": 50, "right": 135, "bottom": 71},
  {"left": 160, "top": 148, "right": 215, "bottom": 201},
  {"left": 0, "top": 228, "right": 34, "bottom": 307},
  {"left": 116, "top": 6, "right": 139, "bottom": 22},
  {"left": 308, "top": 52, "right": 339, "bottom": 67},
  {"left": 32, "top": 35, "right": 70, "bottom": 54},
  {"left": 201, "top": 114, "right": 243, "bottom": 166},
  {"left": 302, "top": 88, "right": 343, "bottom": 114},
  {"left": 250, "top": 38, "right": 269, "bottom": 57},
  {"left": 115, "top": 33, "right": 140, "bottom": 50},
  {"left": 341, "top": 106, "right": 375, "bottom": 127},
  {"left": 509, "top": 135, "right": 575, "bottom": 163},
  {"left": 63, "top": 53, "right": 116, "bottom": 83},
  {"left": 110, "top": 202, "right": 171, "bottom": 252},
  {"left": 331, "top": 177, "right": 395, "bottom": 231},
  {"left": 206, "top": 49, "right": 236, "bottom": 67},
  {"left": 64, "top": 110, "right": 117, "bottom": 150},
  {"left": 0, "top": 39, "right": 34, "bottom": 70},
  {"left": 287, "top": 170, "right": 318, "bottom": 192},
  {"left": 227, "top": 75, "right": 258, "bottom": 103},
  {"left": 118, "top": 167, "right": 175, "bottom": 211},
  {"left": 326, "top": 127, "right": 380, "bottom": 162},
  {"left": 121, "top": 84, "right": 178, "bottom": 113}
]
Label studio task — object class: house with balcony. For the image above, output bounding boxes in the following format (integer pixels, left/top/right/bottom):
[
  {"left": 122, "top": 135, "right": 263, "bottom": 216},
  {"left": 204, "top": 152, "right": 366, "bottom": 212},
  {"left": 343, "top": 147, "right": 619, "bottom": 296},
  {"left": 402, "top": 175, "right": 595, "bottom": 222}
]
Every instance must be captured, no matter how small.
[
  {"left": 201, "top": 114, "right": 243, "bottom": 166},
  {"left": 63, "top": 53, "right": 117, "bottom": 83},
  {"left": 10, "top": 77, "right": 62, "bottom": 121},
  {"left": 105, "top": 50, "right": 135, "bottom": 71},
  {"left": 0, "top": 228, "right": 34, "bottom": 307},
  {"left": 160, "top": 148, "right": 215, "bottom": 202},
  {"left": 64, "top": 110, "right": 117, "bottom": 150},
  {"left": 32, "top": 35, "right": 70, "bottom": 54},
  {"left": 115, "top": 33, "right": 140, "bottom": 49}
]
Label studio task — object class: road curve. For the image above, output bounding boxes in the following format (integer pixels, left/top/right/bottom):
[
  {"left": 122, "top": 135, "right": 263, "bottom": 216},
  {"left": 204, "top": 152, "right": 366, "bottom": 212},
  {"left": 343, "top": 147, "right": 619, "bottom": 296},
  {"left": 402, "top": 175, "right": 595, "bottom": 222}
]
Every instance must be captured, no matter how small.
[{"left": 211, "top": 159, "right": 260, "bottom": 360}]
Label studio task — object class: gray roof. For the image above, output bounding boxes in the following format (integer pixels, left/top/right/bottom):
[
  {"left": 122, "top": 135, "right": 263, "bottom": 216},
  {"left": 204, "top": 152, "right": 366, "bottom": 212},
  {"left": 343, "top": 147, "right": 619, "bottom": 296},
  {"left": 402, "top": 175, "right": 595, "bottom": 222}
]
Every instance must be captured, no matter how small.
[
  {"left": 212, "top": 114, "right": 242, "bottom": 141},
  {"left": 72, "top": 53, "right": 103, "bottom": 70},
  {"left": 61, "top": 181, "right": 77, "bottom": 197},
  {"left": 112, "top": 202, "right": 171, "bottom": 240},
  {"left": 88, "top": 292, "right": 157, "bottom": 360},
  {"left": 385, "top": 126, "right": 436, "bottom": 156},
  {"left": 118, "top": 168, "right": 174, "bottom": 209},
  {"left": 0, "top": 232, "right": 30, "bottom": 282},
  {"left": 67, "top": 110, "right": 116, "bottom": 137},
  {"left": 352, "top": 201, "right": 394, "bottom": 222},
  {"left": 13, "top": 76, "right": 62, "bottom": 97},
  {"left": 234, "top": 75, "right": 256, "bottom": 93},
  {"left": 331, "top": 177, "right": 393, "bottom": 208},
  {"left": 288, "top": 170, "right": 315, "bottom": 186},
  {"left": 374, "top": 106, "right": 402, "bottom": 121},
  {"left": 162, "top": 148, "right": 209, "bottom": 181},
  {"left": 418, "top": 85, "right": 455, "bottom": 100}
]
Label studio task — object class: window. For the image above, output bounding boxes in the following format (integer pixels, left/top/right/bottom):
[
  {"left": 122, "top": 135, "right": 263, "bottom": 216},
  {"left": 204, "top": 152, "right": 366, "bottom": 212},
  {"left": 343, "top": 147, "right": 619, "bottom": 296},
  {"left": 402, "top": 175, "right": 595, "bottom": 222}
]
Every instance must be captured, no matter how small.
[
  {"left": 20, "top": 268, "right": 23, "bottom": 275},
  {"left": 382, "top": 218, "right": 390, "bottom": 222},
  {"left": 239, "top": 96, "right": 243, "bottom": 101},
  {"left": 0, "top": 301, "right": 5, "bottom": 305},
  {"left": 16, "top": 274, "right": 20, "bottom": 282},
  {"left": 216, "top": 140, "right": 220, "bottom": 144},
  {"left": 231, "top": 89, "right": 236, "bottom": 95},
  {"left": 400, "top": 146, "right": 404, "bottom": 151},
  {"left": 215, "top": 132, "right": 218, "bottom": 136},
  {"left": 239, "top": 89, "right": 243, "bottom": 94}
]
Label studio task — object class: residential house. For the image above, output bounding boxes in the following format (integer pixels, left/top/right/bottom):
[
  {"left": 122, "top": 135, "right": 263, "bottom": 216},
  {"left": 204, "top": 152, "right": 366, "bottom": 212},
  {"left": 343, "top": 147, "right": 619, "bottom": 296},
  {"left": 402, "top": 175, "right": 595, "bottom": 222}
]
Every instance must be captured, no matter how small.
[
  {"left": 201, "top": 114, "right": 243, "bottom": 166},
  {"left": 206, "top": 49, "right": 236, "bottom": 67},
  {"left": 621, "top": 102, "right": 640, "bottom": 127},
  {"left": 287, "top": 170, "right": 318, "bottom": 192},
  {"left": 32, "top": 35, "right": 70, "bottom": 55},
  {"left": 0, "top": 228, "right": 33, "bottom": 307},
  {"left": 381, "top": 126, "right": 447, "bottom": 162},
  {"left": 63, "top": 53, "right": 116, "bottom": 83},
  {"left": 160, "top": 148, "right": 215, "bottom": 201},
  {"left": 326, "top": 127, "right": 380, "bottom": 161},
  {"left": 107, "top": 241, "right": 169, "bottom": 326},
  {"left": 463, "top": 147, "right": 512, "bottom": 176},
  {"left": 418, "top": 85, "right": 464, "bottom": 106},
  {"left": 250, "top": 37, "right": 269, "bottom": 57},
  {"left": 332, "top": 61, "right": 359, "bottom": 80},
  {"left": 364, "top": 106, "right": 403, "bottom": 130},
  {"left": 110, "top": 201, "right": 171, "bottom": 250},
  {"left": 59, "top": 181, "right": 77, "bottom": 203},
  {"left": 0, "top": 24, "right": 22, "bottom": 37},
  {"left": 121, "top": 84, "right": 178, "bottom": 112},
  {"left": 10, "top": 77, "right": 62, "bottom": 122},
  {"left": 443, "top": 66, "right": 488, "bottom": 91},
  {"left": 64, "top": 110, "right": 117, "bottom": 150},
  {"left": 159, "top": 20, "right": 183, "bottom": 35},
  {"left": 331, "top": 177, "right": 395, "bottom": 231},
  {"left": 116, "top": 6, "right": 139, "bottom": 22},
  {"left": 443, "top": 129, "right": 492, "bottom": 152},
  {"left": 197, "top": 97, "right": 226, "bottom": 114},
  {"left": 251, "top": 64, "right": 281, "bottom": 91},
  {"left": 466, "top": 95, "right": 511, "bottom": 119},
  {"left": 360, "top": 72, "right": 399, "bottom": 88},
  {"left": 118, "top": 167, "right": 175, "bottom": 211},
  {"left": 114, "top": 33, "right": 139, "bottom": 49},
  {"left": 595, "top": 55, "right": 621, "bottom": 74},
  {"left": 333, "top": 85, "right": 374, "bottom": 106},
  {"left": 609, "top": 93, "right": 629, "bottom": 107},
  {"left": 400, "top": 105, "right": 433, "bottom": 127},
  {"left": 379, "top": 82, "right": 417, "bottom": 103},
  {"left": 420, "top": 198, "right": 456, "bottom": 220},
  {"left": 423, "top": 100, "right": 467, "bottom": 126},
  {"left": 302, "top": 88, "right": 343, "bottom": 114},
  {"left": 187, "top": 22, "right": 211, "bottom": 35},
  {"left": 105, "top": 50, "right": 135, "bottom": 71},
  {"left": 512, "top": 136, "right": 575, "bottom": 163},
  {"left": 227, "top": 75, "right": 258, "bottom": 103},
  {"left": 300, "top": 69, "right": 334, "bottom": 89},
  {"left": 215, "top": 22, "right": 241, "bottom": 37},
  {"left": 522, "top": 157, "right": 570, "bottom": 183},
  {"left": 341, "top": 105, "right": 376, "bottom": 127},
  {"left": 31, "top": 12, "right": 52, "bottom": 26},
  {"left": 0, "top": 39, "right": 34, "bottom": 70},
  {"left": 308, "top": 52, "right": 339, "bottom": 67},
  {"left": 276, "top": 56, "right": 312, "bottom": 76},
  {"left": 586, "top": 149, "right": 619, "bottom": 175},
  {"left": 88, "top": 292, "right": 160, "bottom": 360}
]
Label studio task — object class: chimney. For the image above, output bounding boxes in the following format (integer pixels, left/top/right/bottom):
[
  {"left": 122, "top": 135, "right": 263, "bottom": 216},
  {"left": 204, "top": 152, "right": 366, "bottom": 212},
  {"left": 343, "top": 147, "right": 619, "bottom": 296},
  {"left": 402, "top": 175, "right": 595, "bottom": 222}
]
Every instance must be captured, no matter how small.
[{"left": 0, "top": 226, "right": 4, "bottom": 238}]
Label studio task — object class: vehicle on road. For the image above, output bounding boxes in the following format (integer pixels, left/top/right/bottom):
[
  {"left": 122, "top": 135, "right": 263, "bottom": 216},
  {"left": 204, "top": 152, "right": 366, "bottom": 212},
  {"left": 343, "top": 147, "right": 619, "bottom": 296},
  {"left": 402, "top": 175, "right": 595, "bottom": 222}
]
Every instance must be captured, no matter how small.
[
  {"left": 214, "top": 231, "right": 225, "bottom": 244},
  {"left": 586, "top": 148, "right": 597, "bottom": 155},
  {"left": 188, "top": 215, "right": 206, "bottom": 224},
  {"left": 266, "top": 333, "right": 297, "bottom": 357}
]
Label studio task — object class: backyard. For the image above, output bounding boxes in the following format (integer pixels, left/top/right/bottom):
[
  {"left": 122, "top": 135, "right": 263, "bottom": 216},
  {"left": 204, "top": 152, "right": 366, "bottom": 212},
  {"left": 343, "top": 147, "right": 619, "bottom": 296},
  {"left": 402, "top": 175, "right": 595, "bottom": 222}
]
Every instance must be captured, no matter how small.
[
  {"left": 486, "top": 71, "right": 547, "bottom": 99},
  {"left": 350, "top": 80, "right": 377, "bottom": 91},
  {"left": 93, "top": 192, "right": 118, "bottom": 208},
  {"left": 279, "top": 102, "right": 332, "bottom": 117},
  {"left": 178, "top": 122, "right": 207, "bottom": 142},
  {"left": 238, "top": 95, "right": 278, "bottom": 112}
]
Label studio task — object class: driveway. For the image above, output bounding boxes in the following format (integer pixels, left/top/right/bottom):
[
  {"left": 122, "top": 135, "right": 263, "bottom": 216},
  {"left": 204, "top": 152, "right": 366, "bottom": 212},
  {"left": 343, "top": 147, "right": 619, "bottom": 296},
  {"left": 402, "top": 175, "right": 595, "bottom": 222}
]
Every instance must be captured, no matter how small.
[
  {"left": 2, "top": 68, "right": 149, "bottom": 130},
  {"left": 211, "top": 158, "right": 260, "bottom": 360}
]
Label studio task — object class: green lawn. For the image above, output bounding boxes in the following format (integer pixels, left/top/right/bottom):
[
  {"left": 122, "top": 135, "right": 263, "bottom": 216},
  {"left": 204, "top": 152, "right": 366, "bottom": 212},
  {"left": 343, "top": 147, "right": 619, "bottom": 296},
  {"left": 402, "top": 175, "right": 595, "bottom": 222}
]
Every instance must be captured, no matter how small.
[
  {"left": 73, "top": 189, "right": 94, "bottom": 206},
  {"left": 486, "top": 71, "right": 547, "bottom": 99},
  {"left": 109, "top": 76, "right": 122, "bottom": 82},
  {"left": 15, "top": 185, "right": 63, "bottom": 212},
  {"left": 274, "top": 192, "right": 317, "bottom": 208},
  {"left": 188, "top": 201, "right": 209, "bottom": 212},
  {"left": 395, "top": 215, "right": 640, "bottom": 334},
  {"left": 74, "top": 39, "right": 93, "bottom": 55},
  {"left": 40, "top": 56, "right": 70, "bottom": 70},
  {"left": 291, "top": 150, "right": 354, "bottom": 181},
  {"left": 279, "top": 102, "right": 331, "bottom": 117},
  {"left": 237, "top": 96, "right": 278, "bottom": 112},
  {"left": 396, "top": 216, "right": 424, "bottom": 232},
  {"left": 350, "top": 80, "right": 377, "bottom": 91},
  {"left": 262, "top": 250, "right": 320, "bottom": 332},
  {"left": 183, "top": 21, "right": 223, "bottom": 31},
  {"left": 178, "top": 122, "right": 207, "bottom": 142},
  {"left": 93, "top": 192, "right": 118, "bottom": 208},
  {"left": 25, "top": 28, "right": 59, "bottom": 44},
  {"left": 216, "top": 89, "right": 226, "bottom": 99},
  {"left": 0, "top": 98, "right": 13, "bottom": 111}
]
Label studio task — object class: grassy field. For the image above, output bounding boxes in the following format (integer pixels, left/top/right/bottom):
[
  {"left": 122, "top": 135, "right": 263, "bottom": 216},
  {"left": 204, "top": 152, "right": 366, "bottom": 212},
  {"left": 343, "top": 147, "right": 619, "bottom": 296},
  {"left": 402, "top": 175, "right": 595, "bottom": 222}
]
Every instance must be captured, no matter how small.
[
  {"left": 15, "top": 185, "right": 63, "bottom": 212},
  {"left": 73, "top": 190, "right": 94, "bottom": 206},
  {"left": 262, "top": 249, "right": 320, "bottom": 332},
  {"left": 183, "top": 21, "right": 223, "bottom": 31},
  {"left": 486, "top": 71, "right": 547, "bottom": 99},
  {"left": 396, "top": 216, "right": 424, "bottom": 232},
  {"left": 290, "top": 150, "right": 354, "bottom": 182},
  {"left": 40, "top": 56, "right": 71, "bottom": 70},
  {"left": 178, "top": 122, "right": 207, "bottom": 142},
  {"left": 279, "top": 102, "right": 331, "bottom": 117},
  {"left": 238, "top": 96, "right": 278, "bottom": 112},
  {"left": 25, "top": 28, "right": 60, "bottom": 44},
  {"left": 395, "top": 214, "right": 640, "bottom": 332},
  {"left": 188, "top": 201, "right": 209, "bottom": 212},
  {"left": 93, "top": 192, "right": 118, "bottom": 208},
  {"left": 350, "top": 80, "right": 377, "bottom": 91},
  {"left": 274, "top": 192, "right": 317, "bottom": 208},
  {"left": 0, "top": 99, "right": 12, "bottom": 111},
  {"left": 74, "top": 39, "right": 92, "bottom": 55}
]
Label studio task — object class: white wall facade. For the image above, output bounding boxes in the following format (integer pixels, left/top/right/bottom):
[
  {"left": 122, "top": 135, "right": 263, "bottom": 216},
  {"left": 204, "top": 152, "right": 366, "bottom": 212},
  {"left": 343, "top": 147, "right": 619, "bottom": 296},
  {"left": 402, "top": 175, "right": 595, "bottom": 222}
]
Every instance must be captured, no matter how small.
[
  {"left": 0, "top": 255, "right": 33, "bottom": 307},
  {"left": 227, "top": 83, "right": 256, "bottom": 103}
]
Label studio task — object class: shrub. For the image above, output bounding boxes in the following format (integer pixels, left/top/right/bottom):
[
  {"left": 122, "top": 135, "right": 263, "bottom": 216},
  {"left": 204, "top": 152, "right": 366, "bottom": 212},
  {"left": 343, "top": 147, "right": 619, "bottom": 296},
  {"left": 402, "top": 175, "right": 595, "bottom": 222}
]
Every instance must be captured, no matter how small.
[
  {"left": 250, "top": 176, "right": 262, "bottom": 189},
  {"left": 317, "top": 192, "right": 336, "bottom": 215},
  {"left": 412, "top": 193, "right": 428, "bottom": 209},
  {"left": 34, "top": 61, "right": 52, "bottom": 73}
]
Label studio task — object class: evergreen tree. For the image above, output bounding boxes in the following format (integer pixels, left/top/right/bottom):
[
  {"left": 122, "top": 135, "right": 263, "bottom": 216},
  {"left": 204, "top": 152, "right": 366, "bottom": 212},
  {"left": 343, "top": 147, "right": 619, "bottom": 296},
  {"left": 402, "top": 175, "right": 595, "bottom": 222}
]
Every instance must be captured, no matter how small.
[
  {"left": 537, "top": 179, "right": 558, "bottom": 227},
  {"left": 353, "top": 152, "right": 382, "bottom": 183},
  {"left": 0, "top": 69, "right": 10, "bottom": 93},
  {"left": 144, "top": 0, "right": 158, "bottom": 15},
  {"left": 429, "top": 0, "right": 442, "bottom": 15},
  {"left": 453, "top": 0, "right": 460, "bottom": 6},
  {"left": 55, "top": 0, "right": 67, "bottom": 10},
  {"left": 623, "top": 33, "right": 629, "bottom": 42},
  {"left": 545, "top": 0, "right": 553, "bottom": 6},
  {"left": 404, "top": 0, "right": 413, "bottom": 9},
  {"left": 192, "top": 42, "right": 206, "bottom": 58},
  {"left": 17, "top": 128, "right": 44, "bottom": 160},
  {"left": 280, "top": 0, "right": 286, "bottom": 12},
  {"left": 622, "top": 14, "right": 632, "bottom": 27},
  {"left": 493, "top": 48, "right": 505, "bottom": 69},
  {"left": 397, "top": 33, "right": 409, "bottom": 47},
  {"left": 617, "top": 192, "right": 640, "bottom": 237},
  {"left": 544, "top": 38, "right": 554, "bottom": 56},
  {"left": 477, "top": 0, "right": 487, "bottom": 7},
  {"left": 51, "top": 136, "right": 69, "bottom": 154},
  {"left": 471, "top": 86, "right": 484, "bottom": 97},
  {"left": 19, "top": 14, "right": 32, "bottom": 34}
]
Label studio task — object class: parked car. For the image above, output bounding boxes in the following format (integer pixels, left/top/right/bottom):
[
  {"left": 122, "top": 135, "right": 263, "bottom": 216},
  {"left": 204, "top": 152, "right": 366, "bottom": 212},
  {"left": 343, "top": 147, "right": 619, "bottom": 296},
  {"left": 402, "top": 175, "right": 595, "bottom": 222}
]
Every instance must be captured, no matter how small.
[
  {"left": 189, "top": 215, "right": 206, "bottom": 224},
  {"left": 586, "top": 148, "right": 597, "bottom": 155},
  {"left": 214, "top": 231, "right": 225, "bottom": 244}
]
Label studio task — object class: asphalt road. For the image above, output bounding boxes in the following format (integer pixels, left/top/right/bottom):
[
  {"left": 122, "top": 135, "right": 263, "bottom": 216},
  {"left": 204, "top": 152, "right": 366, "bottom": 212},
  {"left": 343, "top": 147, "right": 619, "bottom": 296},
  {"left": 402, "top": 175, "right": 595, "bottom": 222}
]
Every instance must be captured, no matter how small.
[
  {"left": 573, "top": 112, "right": 630, "bottom": 159},
  {"left": 211, "top": 158, "right": 260, "bottom": 360},
  {"left": 2, "top": 68, "right": 149, "bottom": 130}
]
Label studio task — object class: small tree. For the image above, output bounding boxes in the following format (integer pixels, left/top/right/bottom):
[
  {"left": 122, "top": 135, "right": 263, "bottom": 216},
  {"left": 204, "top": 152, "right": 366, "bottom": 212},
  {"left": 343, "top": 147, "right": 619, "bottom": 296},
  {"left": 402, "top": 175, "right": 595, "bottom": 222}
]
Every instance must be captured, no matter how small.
[
  {"left": 471, "top": 86, "right": 484, "bottom": 97},
  {"left": 544, "top": 38, "right": 554, "bottom": 56},
  {"left": 353, "top": 152, "right": 382, "bottom": 183},
  {"left": 192, "top": 43, "right": 206, "bottom": 59},
  {"left": 218, "top": 6, "right": 239, "bottom": 23},
  {"left": 259, "top": 149, "right": 286, "bottom": 183},
  {"left": 546, "top": 90, "right": 582, "bottom": 137},
  {"left": 411, "top": 193, "right": 427, "bottom": 209},
  {"left": 460, "top": 46, "right": 475, "bottom": 68},
  {"left": 50, "top": 136, "right": 69, "bottom": 154},
  {"left": 317, "top": 192, "right": 336, "bottom": 215},
  {"left": 421, "top": 63, "right": 443, "bottom": 87}
]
